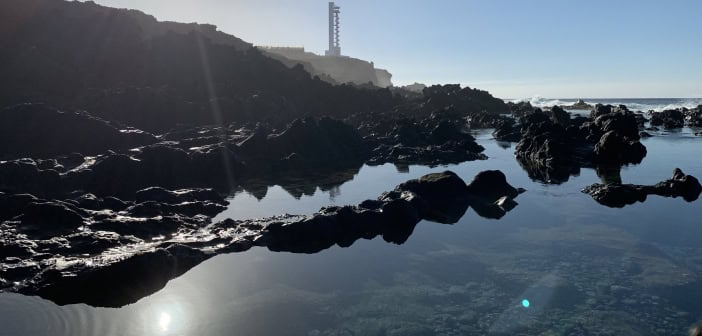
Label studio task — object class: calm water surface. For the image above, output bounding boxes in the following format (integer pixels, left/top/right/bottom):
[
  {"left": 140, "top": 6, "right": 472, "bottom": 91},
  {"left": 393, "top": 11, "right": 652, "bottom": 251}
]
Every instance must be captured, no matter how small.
[{"left": 1, "top": 128, "right": 701, "bottom": 336}]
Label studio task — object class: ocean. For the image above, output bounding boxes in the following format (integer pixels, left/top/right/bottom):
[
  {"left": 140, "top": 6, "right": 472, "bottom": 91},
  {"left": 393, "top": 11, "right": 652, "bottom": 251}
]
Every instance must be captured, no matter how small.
[{"left": 508, "top": 97, "right": 702, "bottom": 112}]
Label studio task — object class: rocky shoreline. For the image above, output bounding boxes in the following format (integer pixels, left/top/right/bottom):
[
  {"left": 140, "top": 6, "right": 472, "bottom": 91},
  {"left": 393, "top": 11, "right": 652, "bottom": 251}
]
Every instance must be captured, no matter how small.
[
  {"left": 2, "top": 98, "right": 700, "bottom": 307},
  {"left": 1, "top": 170, "right": 523, "bottom": 307},
  {"left": 1, "top": 0, "right": 702, "bottom": 313}
]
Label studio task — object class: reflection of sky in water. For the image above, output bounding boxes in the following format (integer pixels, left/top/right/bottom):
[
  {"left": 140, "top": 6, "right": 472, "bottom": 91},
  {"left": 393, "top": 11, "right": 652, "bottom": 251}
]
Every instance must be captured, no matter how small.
[{"left": 1, "top": 128, "right": 702, "bottom": 335}]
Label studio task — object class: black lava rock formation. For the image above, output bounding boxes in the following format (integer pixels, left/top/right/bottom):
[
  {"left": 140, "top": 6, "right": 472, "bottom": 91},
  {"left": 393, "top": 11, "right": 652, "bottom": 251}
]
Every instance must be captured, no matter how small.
[
  {"left": 582, "top": 168, "right": 702, "bottom": 208},
  {"left": 1, "top": 170, "right": 523, "bottom": 307}
]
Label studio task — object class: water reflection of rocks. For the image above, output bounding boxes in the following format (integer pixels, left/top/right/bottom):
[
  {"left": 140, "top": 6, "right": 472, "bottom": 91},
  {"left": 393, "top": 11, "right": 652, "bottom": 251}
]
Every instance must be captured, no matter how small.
[
  {"left": 583, "top": 168, "right": 702, "bottom": 208},
  {"left": 0, "top": 170, "right": 523, "bottom": 307}
]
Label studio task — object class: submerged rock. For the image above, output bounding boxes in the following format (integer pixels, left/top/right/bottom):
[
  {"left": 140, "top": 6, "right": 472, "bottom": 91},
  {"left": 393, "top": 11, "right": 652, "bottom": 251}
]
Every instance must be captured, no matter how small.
[{"left": 582, "top": 168, "right": 702, "bottom": 208}]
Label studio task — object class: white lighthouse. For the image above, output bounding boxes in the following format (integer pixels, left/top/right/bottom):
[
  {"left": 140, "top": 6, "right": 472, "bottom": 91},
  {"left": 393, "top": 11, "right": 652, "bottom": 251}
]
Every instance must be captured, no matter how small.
[{"left": 325, "top": 2, "right": 341, "bottom": 57}]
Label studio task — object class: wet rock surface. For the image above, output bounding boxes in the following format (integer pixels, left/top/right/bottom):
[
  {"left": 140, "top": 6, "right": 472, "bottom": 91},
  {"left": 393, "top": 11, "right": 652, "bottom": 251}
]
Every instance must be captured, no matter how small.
[
  {"left": 582, "top": 168, "right": 702, "bottom": 208},
  {"left": 514, "top": 104, "right": 647, "bottom": 184},
  {"left": 648, "top": 105, "right": 702, "bottom": 129},
  {"left": 0, "top": 104, "right": 157, "bottom": 160},
  {"left": 1, "top": 170, "right": 522, "bottom": 307}
]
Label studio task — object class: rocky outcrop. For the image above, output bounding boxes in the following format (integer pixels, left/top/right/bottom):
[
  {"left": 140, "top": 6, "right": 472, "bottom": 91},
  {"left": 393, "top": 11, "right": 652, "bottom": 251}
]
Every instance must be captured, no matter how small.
[
  {"left": 1, "top": 170, "right": 522, "bottom": 307},
  {"left": 238, "top": 117, "right": 368, "bottom": 173},
  {"left": 507, "top": 101, "right": 536, "bottom": 118},
  {"left": 582, "top": 168, "right": 702, "bottom": 208},
  {"left": 0, "top": 104, "right": 157, "bottom": 159},
  {"left": 649, "top": 109, "right": 684, "bottom": 129},
  {"left": 366, "top": 118, "right": 487, "bottom": 166},
  {"left": 685, "top": 105, "right": 702, "bottom": 127},
  {"left": 515, "top": 105, "right": 647, "bottom": 184},
  {"left": 421, "top": 85, "right": 509, "bottom": 116},
  {"left": 648, "top": 106, "right": 702, "bottom": 129},
  {"left": 561, "top": 99, "right": 593, "bottom": 110}
]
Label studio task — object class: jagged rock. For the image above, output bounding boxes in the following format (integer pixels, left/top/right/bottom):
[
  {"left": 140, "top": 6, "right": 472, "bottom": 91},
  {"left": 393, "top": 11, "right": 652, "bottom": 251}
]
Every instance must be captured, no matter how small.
[
  {"left": 0, "top": 159, "right": 62, "bottom": 197},
  {"left": 22, "top": 244, "right": 211, "bottom": 307},
  {"left": 515, "top": 106, "right": 646, "bottom": 184},
  {"left": 421, "top": 84, "right": 509, "bottom": 115},
  {"left": 649, "top": 109, "right": 684, "bottom": 128},
  {"left": 135, "top": 187, "right": 224, "bottom": 205},
  {"left": 507, "top": 101, "right": 536, "bottom": 117},
  {"left": 0, "top": 104, "right": 156, "bottom": 159},
  {"left": 239, "top": 117, "right": 368, "bottom": 172},
  {"left": 0, "top": 193, "right": 38, "bottom": 222},
  {"left": 16, "top": 202, "right": 85, "bottom": 237},
  {"left": 562, "top": 99, "right": 592, "bottom": 110},
  {"left": 430, "top": 120, "right": 467, "bottom": 144},
  {"left": 549, "top": 106, "right": 571, "bottom": 126},
  {"left": 492, "top": 119, "right": 521, "bottom": 142},
  {"left": 684, "top": 106, "right": 702, "bottom": 127},
  {"left": 594, "top": 131, "right": 647, "bottom": 164},
  {"left": 591, "top": 104, "right": 612, "bottom": 119},
  {"left": 582, "top": 168, "right": 702, "bottom": 207}
]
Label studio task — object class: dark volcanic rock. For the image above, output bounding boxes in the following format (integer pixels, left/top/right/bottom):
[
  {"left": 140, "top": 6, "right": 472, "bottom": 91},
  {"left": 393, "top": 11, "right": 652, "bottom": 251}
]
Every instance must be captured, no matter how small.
[
  {"left": 0, "top": 104, "right": 157, "bottom": 159},
  {"left": 594, "top": 130, "right": 647, "bottom": 164},
  {"left": 515, "top": 106, "right": 646, "bottom": 184},
  {"left": 2, "top": 170, "right": 522, "bottom": 307},
  {"left": 492, "top": 119, "right": 521, "bottom": 142},
  {"left": 649, "top": 109, "right": 684, "bottom": 129},
  {"left": 0, "top": 0, "right": 399, "bottom": 132},
  {"left": 0, "top": 159, "right": 62, "bottom": 197},
  {"left": 366, "top": 117, "right": 486, "bottom": 166},
  {"left": 507, "top": 101, "right": 536, "bottom": 118},
  {"left": 23, "top": 245, "right": 210, "bottom": 307},
  {"left": 583, "top": 168, "right": 702, "bottom": 207},
  {"left": 239, "top": 117, "right": 368, "bottom": 173},
  {"left": 548, "top": 106, "right": 571, "bottom": 126},
  {"left": 16, "top": 202, "right": 85, "bottom": 237},
  {"left": 465, "top": 170, "right": 521, "bottom": 201},
  {"left": 421, "top": 84, "right": 509, "bottom": 115},
  {"left": 685, "top": 106, "right": 702, "bottom": 127},
  {"left": 562, "top": 99, "right": 592, "bottom": 110},
  {"left": 262, "top": 170, "right": 523, "bottom": 253}
]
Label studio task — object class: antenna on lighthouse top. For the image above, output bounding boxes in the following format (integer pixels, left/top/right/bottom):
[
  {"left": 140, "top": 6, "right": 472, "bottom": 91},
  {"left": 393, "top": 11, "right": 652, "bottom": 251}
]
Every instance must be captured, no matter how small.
[{"left": 325, "top": 2, "right": 341, "bottom": 57}]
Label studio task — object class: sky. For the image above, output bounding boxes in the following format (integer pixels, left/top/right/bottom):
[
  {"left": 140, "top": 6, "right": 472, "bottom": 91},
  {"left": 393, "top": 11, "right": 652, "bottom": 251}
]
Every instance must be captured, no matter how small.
[{"left": 80, "top": 0, "right": 701, "bottom": 99}]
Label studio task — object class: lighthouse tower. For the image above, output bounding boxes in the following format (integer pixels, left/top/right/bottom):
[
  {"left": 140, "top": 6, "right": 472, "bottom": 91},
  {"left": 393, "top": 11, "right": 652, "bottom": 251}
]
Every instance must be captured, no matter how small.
[{"left": 325, "top": 2, "right": 341, "bottom": 57}]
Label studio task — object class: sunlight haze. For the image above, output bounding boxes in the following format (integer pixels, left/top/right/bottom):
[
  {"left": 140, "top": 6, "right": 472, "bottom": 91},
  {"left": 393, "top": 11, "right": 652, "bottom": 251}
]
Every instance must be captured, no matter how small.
[{"left": 80, "top": 0, "right": 701, "bottom": 98}]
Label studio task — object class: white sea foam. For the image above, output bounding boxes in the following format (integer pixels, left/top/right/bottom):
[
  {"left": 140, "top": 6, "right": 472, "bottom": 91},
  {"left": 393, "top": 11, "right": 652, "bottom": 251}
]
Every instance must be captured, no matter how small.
[{"left": 507, "top": 96, "right": 702, "bottom": 112}]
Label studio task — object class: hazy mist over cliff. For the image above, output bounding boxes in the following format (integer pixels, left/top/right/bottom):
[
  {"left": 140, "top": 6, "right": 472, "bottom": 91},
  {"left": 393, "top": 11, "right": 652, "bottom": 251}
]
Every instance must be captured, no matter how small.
[{"left": 74, "top": 0, "right": 702, "bottom": 98}]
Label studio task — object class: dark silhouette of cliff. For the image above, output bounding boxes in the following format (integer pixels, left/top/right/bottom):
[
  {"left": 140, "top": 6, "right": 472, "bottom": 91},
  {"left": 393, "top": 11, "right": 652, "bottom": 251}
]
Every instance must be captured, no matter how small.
[
  {"left": 261, "top": 47, "right": 393, "bottom": 88},
  {"left": 0, "top": 0, "right": 398, "bottom": 132}
]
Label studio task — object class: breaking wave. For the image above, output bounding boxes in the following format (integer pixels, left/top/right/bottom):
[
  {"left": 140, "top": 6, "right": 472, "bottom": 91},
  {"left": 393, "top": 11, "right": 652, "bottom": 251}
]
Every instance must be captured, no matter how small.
[{"left": 507, "top": 96, "right": 702, "bottom": 112}]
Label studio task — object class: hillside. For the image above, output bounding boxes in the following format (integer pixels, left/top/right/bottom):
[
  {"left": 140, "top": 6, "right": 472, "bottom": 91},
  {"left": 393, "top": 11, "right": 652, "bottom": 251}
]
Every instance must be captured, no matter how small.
[
  {"left": 261, "top": 47, "right": 393, "bottom": 88},
  {"left": 0, "top": 0, "right": 397, "bottom": 131}
]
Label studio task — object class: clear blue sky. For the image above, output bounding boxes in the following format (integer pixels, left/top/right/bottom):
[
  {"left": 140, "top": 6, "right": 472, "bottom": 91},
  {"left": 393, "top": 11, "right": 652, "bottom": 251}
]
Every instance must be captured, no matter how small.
[{"left": 82, "top": 0, "right": 701, "bottom": 98}]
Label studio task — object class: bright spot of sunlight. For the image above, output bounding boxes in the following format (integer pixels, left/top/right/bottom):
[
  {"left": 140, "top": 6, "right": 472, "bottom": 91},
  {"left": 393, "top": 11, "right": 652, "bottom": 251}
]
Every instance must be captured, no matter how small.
[{"left": 158, "top": 312, "right": 172, "bottom": 332}]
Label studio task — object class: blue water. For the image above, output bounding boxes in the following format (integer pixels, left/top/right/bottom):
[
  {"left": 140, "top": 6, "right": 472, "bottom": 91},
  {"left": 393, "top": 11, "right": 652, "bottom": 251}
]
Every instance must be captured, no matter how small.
[{"left": 1, "top": 124, "right": 701, "bottom": 335}]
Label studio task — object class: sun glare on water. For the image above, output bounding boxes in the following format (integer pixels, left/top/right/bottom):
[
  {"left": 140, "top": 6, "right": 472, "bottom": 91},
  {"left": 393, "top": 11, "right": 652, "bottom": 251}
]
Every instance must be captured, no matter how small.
[{"left": 158, "top": 312, "right": 172, "bottom": 332}]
